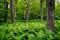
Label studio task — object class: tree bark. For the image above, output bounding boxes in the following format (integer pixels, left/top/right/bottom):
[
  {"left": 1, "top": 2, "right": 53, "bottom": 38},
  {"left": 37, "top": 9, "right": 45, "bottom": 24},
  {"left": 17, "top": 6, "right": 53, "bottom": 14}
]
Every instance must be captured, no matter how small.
[
  {"left": 40, "top": 0, "right": 43, "bottom": 22},
  {"left": 10, "top": 0, "right": 15, "bottom": 23},
  {"left": 26, "top": 0, "right": 30, "bottom": 22},
  {"left": 24, "top": 0, "right": 27, "bottom": 20},
  {"left": 4, "top": 0, "right": 8, "bottom": 22},
  {"left": 46, "top": 0, "right": 55, "bottom": 32}
]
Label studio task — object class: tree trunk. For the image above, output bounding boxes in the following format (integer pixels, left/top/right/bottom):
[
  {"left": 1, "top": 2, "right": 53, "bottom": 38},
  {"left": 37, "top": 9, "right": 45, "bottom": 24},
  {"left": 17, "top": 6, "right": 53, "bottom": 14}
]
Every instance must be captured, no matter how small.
[
  {"left": 4, "top": 0, "right": 8, "bottom": 22},
  {"left": 26, "top": 0, "right": 30, "bottom": 22},
  {"left": 46, "top": 0, "right": 55, "bottom": 32},
  {"left": 24, "top": 0, "right": 27, "bottom": 20},
  {"left": 40, "top": 0, "right": 43, "bottom": 22},
  {"left": 10, "top": 0, "right": 15, "bottom": 23}
]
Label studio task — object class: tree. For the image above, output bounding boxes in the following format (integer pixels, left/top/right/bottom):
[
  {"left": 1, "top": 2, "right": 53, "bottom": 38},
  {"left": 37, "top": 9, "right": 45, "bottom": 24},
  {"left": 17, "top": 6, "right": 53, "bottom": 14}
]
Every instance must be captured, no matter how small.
[
  {"left": 46, "top": 0, "right": 55, "bottom": 31},
  {"left": 26, "top": 0, "right": 30, "bottom": 22},
  {"left": 4, "top": 0, "right": 8, "bottom": 22},
  {"left": 40, "top": 0, "right": 43, "bottom": 22},
  {"left": 10, "top": 0, "right": 15, "bottom": 23},
  {"left": 24, "top": 0, "right": 27, "bottom": 20}
]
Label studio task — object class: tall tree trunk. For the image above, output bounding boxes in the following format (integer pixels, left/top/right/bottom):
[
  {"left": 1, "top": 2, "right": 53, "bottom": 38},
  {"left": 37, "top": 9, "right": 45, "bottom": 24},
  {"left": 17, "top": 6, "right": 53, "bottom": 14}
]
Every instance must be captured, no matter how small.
[
  {"left": 24, "top": 0, "right": 27, "bottom": 20},
  {"left": 40, "top": 0, "right": 43, "bottom": 22},
  {"left": 33, "top": 4, "right": 36, "bottom": 19},
  {"left": 26, "top": 0, "right": 30, "bottom": 22},
  {"left": 4, "top": 0, "right": 8, "bottom": 22},
  {"left": 46, "top": 0, "right": 55, "bottom": 32},
  {"left": 10, "top": 0, "right": 15, "bottom": 23}
]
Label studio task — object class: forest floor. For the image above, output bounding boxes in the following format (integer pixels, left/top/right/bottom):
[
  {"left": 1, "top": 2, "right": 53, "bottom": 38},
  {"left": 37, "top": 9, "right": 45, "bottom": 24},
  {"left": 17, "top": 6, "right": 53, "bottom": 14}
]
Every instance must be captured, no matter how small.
[{"left": 0, "top": 20, "right": 60, "bottom": 40}]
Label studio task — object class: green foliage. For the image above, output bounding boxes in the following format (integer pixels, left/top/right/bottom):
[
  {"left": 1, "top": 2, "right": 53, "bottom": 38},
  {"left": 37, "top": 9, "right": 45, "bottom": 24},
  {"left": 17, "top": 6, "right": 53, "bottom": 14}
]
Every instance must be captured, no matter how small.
[
  {"left": 14, "top": 0, "right": 60, "bottom": 20},
  {"left": 0, "top": 0, "right": 60, "bottom": 40},
  {"left": 0, "top": 0, "right": 5, "bottom": 19},
  {"left": 0, "top": 20, "right": 60, "bottom": 40},
  {"left": 55, "top": 4, "right": 60, "bottom": 20},
  {"left": 0, "top": 0, "right": 60, "bottom": 20}
]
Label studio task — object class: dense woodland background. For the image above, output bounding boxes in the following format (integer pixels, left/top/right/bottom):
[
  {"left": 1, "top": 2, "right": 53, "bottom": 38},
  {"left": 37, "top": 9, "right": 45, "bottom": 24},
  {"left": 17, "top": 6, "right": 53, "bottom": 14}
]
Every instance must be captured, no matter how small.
[
  {"left": 0, "top": 0, "right": 60, "bottom": 40},
  {"left": 0, "top": 0, "right": 60, "bottom": 20}
]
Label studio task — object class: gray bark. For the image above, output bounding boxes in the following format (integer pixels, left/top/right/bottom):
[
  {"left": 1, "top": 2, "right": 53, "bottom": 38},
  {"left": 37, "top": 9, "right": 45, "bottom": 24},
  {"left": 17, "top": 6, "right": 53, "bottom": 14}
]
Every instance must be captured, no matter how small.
[
  {"left": 4, "top": 0, "right": 8, "bottom": 22},
  {"left": 24, "top": 0, "right": 27, "bottom": 20},
  {"left": 10, "top": 0, "right": 15, "bottom": 23},
  {"left": 26, "top": 0, "right": 30, "bottom": 22},
  {"left": 40, "top": 0, "right": 43, "bottom": 22},
  {"left": 46, "top": 0, "right": 55, "bottom": 32}
]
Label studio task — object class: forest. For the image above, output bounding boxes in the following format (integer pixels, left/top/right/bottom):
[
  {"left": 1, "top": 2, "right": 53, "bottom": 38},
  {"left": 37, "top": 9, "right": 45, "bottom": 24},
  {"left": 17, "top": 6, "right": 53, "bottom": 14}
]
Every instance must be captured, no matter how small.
[{"left": 0, "top": 0, "right": 60, "bottom": 40}]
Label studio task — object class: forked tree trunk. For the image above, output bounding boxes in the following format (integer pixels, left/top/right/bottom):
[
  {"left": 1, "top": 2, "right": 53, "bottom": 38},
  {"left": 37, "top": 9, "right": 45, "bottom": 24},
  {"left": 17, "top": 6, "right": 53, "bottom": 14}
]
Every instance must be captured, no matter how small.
[
  {"left": 40, "top": 0, "right": 43, "bottom": 22},
  {"left": 46, "top": 0, "right": 55, "bottom": 32},
  {"left": 10, "top": 0, "right": 15, "bottom": 23}
]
